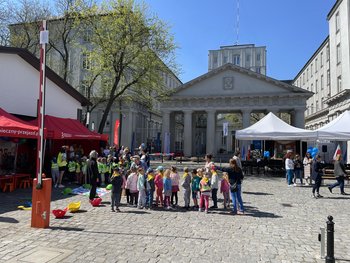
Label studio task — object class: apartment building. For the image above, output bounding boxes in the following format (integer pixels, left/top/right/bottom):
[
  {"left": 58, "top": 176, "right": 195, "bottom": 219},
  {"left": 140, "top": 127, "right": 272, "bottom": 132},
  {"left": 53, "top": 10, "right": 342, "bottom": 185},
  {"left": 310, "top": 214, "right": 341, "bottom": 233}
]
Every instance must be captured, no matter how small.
[{"left": 293, "top": 0, "right": 350, "bottom": 130}]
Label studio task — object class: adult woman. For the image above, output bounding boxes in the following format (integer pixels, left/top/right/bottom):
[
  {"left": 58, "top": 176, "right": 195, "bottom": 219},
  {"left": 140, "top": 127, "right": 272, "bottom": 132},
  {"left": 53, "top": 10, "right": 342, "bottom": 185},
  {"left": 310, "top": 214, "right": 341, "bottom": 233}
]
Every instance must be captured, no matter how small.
[
  {"left": 328, "top": 154, "right": 347, "bottom": 195},
  {"left": 312, "top": 155, "right": 323, "bottom": 198},
  {"left": 216, "top": 159, "right": 244, "bottom": 214},
  {"left": 285, "top": 151, "right": 294, "bottom": 186},
  {"left": 303, "top": 152, "right": 312, "bottom": 185},
  {"left": 293, "top": 154, "right": 303, "bottom": 185},
  {"left": 204, "top": 153, "right": 214, "bottom": 174}
]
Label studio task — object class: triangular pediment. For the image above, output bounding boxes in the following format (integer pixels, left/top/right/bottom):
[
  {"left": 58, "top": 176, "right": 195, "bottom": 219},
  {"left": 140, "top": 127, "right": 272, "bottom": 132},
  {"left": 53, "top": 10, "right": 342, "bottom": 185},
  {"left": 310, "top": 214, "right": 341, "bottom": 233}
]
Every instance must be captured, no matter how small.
[{"left": 172, "top": 63, "right": 312, "bottom": 98}]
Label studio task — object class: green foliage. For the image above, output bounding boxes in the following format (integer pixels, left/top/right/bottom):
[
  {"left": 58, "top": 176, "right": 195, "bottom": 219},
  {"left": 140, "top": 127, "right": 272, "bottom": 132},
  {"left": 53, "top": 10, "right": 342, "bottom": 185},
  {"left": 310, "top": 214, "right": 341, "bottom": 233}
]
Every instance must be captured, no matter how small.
[{"left": 77, "top": 0, "right": 178, "bottom": 133}]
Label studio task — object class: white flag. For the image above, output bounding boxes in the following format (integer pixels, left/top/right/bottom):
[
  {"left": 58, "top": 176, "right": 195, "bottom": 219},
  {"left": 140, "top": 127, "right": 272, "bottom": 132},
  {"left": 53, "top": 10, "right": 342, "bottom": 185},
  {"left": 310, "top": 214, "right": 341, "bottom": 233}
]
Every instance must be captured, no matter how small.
[
  {"left": 333, "top": 144, "right": 341, "bottom": 160},
  {"left": 223, "top": 122, "right": 228, "bottom": 136}
]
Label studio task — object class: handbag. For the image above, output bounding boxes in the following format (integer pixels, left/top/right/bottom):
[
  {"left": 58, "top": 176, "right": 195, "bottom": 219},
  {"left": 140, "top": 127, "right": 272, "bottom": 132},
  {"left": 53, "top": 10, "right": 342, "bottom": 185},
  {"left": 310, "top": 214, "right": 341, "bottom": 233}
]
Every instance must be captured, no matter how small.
[{"left": 230, "top": 181, "right": 238, "bottom": 192}]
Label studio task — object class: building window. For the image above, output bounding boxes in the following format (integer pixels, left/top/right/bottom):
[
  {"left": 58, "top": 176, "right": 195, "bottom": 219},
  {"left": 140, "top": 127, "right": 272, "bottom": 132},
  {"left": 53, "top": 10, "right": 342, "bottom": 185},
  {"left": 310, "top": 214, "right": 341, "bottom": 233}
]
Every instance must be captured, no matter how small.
[
  {"left": 221, "top": 131, "right": 227, "bottom": 146},
  {"left": 320, "top": 52, "right": 323, "bottom": 67},
  {"left": 311, "top": 64, "right": 313, "bottom": 76},
  {"left": 336, "top": 12, "right": 340, "bottom": 32},
  {"left": 321, "top": 98, "right": 324, "bottom": 109},
  {"left": 246, "top": 54, "right": 251, "bottom": 62},
  {"left": 315, "top": 79, "right": 318, "bottom": 93},
  {"left": 336, "top": 44, "right": 341, "bottom": 64},
  {"left": 326, "top": 45, "right": 330, "bottom": 61},
  {"left": 77, "top": 109, "right": 83, "bottom": 122},
  {"left": 303, "top": 73, "right": 305, "bottom": 84},
  {"left": 321, "top": 75, "right": 324, "bottom": 90},
  {"left": 223, "top": 55, "right": 228, "bottom": 64},
  {"left": 233, "top": 54, "right": 240, "bottom": 65},
  {"left": 82, "top": 52, "right": 92, "bottom": 70},
  {"left": 311, "top": 103, "right": 314, "bottom": 114},
  {"left": 213, "top": 55, "right": 218, "bottom": 64},
  {"left": 315, "top": 58, "right": 318, "bottom": 73},
  {"left": 307, "top": 68, "right": 309, "bottom": 80},
  {"left": 256, "top": 67, "right": 261, "bottom": 74},
  {"left": 337, "top": 75, "right": 342, "bottom": 92},
  {"left": 311, "top": 83, "right": 313, "bottom": 92},
  {"left": 316, "top": 100, "right": 319, "bottom": 111},
  {"left": 83, "top": 30, "right": 92, "bottom": 42},
  {"left": 327, "top": 69, "right": 330, "bottom": 86},
  {"left": 256, "top": 53, "right": 261, "bottom": 62},
  {"left": 80, "top": 80, "right": 89, "bottom": 98}
]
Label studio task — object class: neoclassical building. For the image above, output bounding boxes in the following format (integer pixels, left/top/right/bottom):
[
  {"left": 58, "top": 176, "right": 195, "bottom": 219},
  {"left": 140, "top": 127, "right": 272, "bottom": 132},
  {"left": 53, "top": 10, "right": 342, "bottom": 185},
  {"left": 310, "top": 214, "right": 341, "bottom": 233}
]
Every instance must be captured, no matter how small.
[{"left": 161, "top": 63, "right": 313, "bottom": 157}]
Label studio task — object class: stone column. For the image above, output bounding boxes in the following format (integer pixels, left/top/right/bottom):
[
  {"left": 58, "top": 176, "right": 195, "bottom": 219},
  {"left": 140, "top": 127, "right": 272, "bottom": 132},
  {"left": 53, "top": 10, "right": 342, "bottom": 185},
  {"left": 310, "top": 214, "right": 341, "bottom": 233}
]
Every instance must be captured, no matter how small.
[
  {"left": 294, "top": 108, "right": 305, "bottom": 128},
  {"left": 162, "top": 110, "right": 171, "bottom": 153},
  {"left": 206, "top": 110, "right": 216, "bottom": 155},
  {"left": 242, "top": 109, "right": 251, "bottom": 128},
  {"left": 183, "top": 110, "right": 193, "bottom": 157}
]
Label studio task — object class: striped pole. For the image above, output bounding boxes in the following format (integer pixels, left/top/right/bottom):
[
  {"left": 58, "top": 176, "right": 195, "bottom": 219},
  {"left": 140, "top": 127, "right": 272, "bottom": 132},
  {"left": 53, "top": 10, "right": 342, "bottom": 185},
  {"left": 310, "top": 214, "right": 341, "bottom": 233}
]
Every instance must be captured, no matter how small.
[{"left": 36, "top": 20, "right": 48, "bottom": 188}]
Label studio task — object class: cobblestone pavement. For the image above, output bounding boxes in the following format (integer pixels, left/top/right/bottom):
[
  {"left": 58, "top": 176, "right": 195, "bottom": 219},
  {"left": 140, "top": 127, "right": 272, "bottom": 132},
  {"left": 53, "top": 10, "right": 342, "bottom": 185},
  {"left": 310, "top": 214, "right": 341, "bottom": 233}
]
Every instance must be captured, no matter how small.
[{"left": 1, "top": 161, "right": 350, "bottom": 263}]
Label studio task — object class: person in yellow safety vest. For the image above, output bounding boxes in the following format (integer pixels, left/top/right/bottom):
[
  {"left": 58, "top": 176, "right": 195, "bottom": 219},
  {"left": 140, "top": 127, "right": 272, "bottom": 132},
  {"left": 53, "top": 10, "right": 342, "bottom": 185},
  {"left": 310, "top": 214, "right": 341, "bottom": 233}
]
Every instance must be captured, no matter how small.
[
  {"left": 67, "top": 158, "right": 76, "bottom": 183},
  {"left": 57, "top": 146, "right": 68, "bottom": 188},
  {"left": 105, "top": 155, "right": 113, "bottom": 185},
  {"left": 97, "top": 157, "right": 104, "bottom": 187},
  {"left": 51, "top": 157, "right": 59, "bottom": 188},
  {"left": 75, "top": 156, "right": 82, "bottom": 185}
]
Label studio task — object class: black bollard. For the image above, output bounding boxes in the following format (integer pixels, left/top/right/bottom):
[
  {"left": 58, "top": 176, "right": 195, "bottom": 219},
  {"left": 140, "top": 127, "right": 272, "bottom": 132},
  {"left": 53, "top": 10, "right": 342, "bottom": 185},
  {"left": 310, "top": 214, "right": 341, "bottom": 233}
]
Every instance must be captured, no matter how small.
[{"left": 325, "top": 215, "right": 335, "bottom": 263}]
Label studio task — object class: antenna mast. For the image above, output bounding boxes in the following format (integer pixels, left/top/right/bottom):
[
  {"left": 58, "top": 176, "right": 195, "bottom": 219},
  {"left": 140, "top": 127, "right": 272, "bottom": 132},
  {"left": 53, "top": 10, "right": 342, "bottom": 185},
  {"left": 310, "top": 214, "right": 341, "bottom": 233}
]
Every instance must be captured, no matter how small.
[{"left": 235, "top": 0, "right": 240, "bottom": 45}]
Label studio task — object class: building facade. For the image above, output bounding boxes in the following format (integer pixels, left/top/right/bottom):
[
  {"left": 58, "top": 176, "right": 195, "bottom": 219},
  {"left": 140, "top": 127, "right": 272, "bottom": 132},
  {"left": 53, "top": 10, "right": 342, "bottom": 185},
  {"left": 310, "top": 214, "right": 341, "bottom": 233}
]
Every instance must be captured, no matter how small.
[
  {"left": 9, "top": 18, "right": 182, "bottom": 150},
  {"left": 293, "top": 0, "right": 350, "bottom": 130},
  {"left": 208, "top": 44, "right": 267, "bottom": 75},
  {"left": 0, "top": 47, "right": 89, "bottom": 119},
  {"left": 161, "top": 63, "right": 312, "bottom": 157}
]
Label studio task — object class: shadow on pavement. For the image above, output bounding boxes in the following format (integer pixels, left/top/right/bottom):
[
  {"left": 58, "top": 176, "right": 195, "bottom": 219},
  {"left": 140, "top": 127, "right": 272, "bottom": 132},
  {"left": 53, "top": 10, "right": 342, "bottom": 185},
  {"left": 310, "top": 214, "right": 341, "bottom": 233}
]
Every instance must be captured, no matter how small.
[
  {"left": 243, "top": 191, "right": 273, "bottom": 196},
  {"left": 84, "top": 230, "right": 209, "bottom": 241},
  {"left": 52, "top": 215, "right": 73, "bottom": 220},
  {"left": 336, "top": 259, "right": 350, "bottom": 262},
  {"left": 49, "top": 225, "right": 209, "bottom": 241},
  {"left": 50, "top": 226, "right": 84, "bottom": 231},
  {"left": 122, "top": 210, "right": 150, "bottom": 214},
  {"left": 0, "top": 186, "right": 86, "bottom": 215},
  {"left": 243, "top": 205, "right": 282, "bottom": 218},
  {"left": 70, "top": 209, "right": 88, "bottom": 213},
  {"left": 326, "top": 196, "right": 350, "bottom": 200},
  {"left": 0, "top": 216, "right": 19, "bottom": 223}
]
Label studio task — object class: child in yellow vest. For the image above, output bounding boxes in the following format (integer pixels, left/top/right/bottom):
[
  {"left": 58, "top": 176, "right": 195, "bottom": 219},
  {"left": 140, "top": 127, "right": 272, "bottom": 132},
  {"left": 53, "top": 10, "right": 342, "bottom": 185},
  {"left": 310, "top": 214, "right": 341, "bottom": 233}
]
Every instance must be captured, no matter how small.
[{"left": 199, "top": 172, "right": 211, "bottom": 213}]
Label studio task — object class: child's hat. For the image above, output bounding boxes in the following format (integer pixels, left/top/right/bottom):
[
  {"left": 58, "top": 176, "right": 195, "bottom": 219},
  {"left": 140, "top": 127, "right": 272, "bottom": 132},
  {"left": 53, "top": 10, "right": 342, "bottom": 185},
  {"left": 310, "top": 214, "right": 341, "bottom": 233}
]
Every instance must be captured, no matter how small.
[
  {"left": 156, "top": 166, "right": 164, "bottom": 172},
  {"left": 146, "top": 168, "right": 154, "bottom": 174}
]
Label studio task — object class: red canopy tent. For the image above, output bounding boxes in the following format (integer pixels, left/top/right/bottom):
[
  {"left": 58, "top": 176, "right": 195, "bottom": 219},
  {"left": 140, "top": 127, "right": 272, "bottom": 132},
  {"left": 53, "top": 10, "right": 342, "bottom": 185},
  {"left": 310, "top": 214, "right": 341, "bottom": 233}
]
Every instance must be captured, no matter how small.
[
  {"left": 0, "top": 108, "right": 38, "bottom": 138},
  {"left": 30, "top": 115, "right": 108, "bottom": 141}
]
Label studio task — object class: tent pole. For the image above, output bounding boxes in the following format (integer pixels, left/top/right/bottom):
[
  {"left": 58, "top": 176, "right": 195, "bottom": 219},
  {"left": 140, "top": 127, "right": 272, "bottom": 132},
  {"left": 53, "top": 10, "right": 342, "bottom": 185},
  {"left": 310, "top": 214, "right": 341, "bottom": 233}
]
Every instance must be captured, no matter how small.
[{"left": 14, "top": 143, "right": 18, "bottom": 173}]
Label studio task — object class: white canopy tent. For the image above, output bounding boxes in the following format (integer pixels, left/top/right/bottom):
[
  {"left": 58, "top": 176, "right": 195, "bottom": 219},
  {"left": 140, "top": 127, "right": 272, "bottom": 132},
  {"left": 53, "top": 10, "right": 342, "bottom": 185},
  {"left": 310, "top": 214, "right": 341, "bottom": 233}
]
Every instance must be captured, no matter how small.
[
  {"left": 236, "top": 112, "right": 317, "bottom": 140},
  {"left": 316, "top": 110, "right": 350, "bottom": 140}
]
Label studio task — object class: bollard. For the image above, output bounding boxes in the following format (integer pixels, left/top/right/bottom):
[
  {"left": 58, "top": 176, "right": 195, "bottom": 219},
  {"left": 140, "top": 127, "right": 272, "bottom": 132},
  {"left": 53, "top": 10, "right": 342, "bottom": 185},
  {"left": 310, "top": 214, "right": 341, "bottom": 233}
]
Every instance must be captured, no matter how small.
[{"left": 325, "top": 215, "right": 335, "bottom": 263}]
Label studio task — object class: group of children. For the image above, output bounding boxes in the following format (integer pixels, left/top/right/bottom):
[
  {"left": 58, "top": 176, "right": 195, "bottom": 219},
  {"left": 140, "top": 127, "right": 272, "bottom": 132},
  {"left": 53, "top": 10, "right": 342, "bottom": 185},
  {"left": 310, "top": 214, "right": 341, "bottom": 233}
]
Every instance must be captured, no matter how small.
[{"left": 109, "top": 162, "right": 232, "bottom": 213}]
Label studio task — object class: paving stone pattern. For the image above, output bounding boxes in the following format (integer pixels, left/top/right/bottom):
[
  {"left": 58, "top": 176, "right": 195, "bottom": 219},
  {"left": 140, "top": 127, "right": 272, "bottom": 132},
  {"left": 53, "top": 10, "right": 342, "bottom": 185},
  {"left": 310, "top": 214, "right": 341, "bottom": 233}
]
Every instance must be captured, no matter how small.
[{"left": 1, "top": 161, "right": 350, "bottom": 263}]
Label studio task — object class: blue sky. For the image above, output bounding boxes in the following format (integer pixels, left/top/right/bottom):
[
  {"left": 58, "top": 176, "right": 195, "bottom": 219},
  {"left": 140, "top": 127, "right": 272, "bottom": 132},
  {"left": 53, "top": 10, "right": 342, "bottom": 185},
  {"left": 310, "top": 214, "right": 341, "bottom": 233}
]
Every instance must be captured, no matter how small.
[{"left": 143, "top": 0, "right": 336, "bottom": 83}]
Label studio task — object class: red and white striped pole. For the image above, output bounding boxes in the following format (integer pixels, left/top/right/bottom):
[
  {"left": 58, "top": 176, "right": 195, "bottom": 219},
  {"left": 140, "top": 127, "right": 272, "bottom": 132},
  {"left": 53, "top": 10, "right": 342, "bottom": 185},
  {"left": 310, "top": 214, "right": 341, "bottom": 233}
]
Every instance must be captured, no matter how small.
[{"left": 36, "top": 20, "right": 48, "bottom": 188}]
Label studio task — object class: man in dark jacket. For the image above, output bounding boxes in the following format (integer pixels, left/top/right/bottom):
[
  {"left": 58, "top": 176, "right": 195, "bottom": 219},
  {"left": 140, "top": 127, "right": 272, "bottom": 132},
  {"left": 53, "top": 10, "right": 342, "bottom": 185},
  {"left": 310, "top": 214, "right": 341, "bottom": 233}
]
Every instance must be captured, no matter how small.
[
  {"left": 312, "top": 155, "right": 323, "bottom": 198},
  {"left": 88, "top": 150, "right": 99, "bottom": 200}
]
